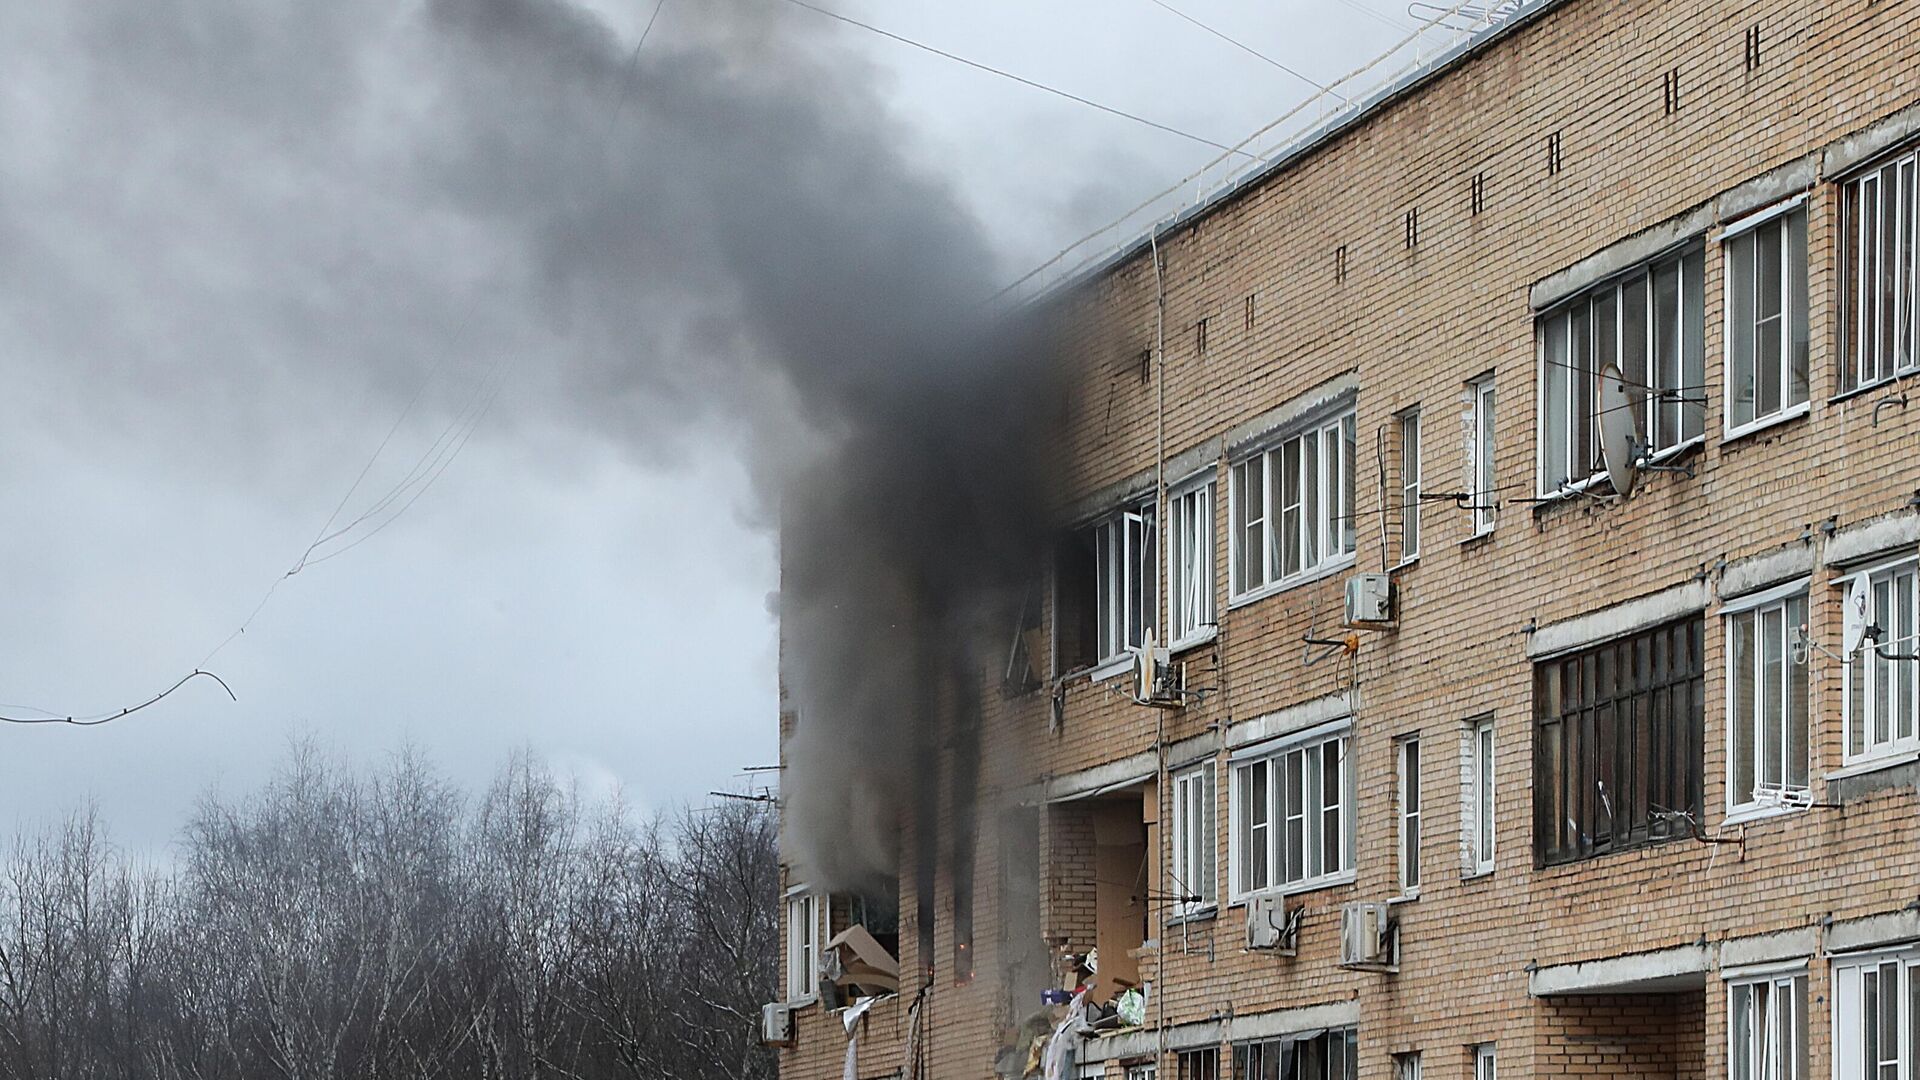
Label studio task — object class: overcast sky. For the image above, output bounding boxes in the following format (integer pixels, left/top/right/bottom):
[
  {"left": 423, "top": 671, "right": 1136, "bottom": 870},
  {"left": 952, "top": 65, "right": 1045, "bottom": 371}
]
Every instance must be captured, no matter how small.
[{"left": 0, "top": 0, "right": 1416, "bottom": 855}]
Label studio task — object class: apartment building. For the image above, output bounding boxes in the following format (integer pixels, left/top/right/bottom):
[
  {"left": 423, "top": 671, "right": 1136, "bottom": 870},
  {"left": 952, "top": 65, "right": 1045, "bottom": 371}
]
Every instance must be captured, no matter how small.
[{"left": 773, "top": 0, "right": 1920, "bottom": 1075}]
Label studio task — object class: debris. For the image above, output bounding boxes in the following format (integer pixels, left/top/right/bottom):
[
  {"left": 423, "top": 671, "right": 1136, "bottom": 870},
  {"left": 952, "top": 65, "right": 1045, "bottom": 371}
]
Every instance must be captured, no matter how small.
[{"left": 821, "top": 923, "right": 901, "bottom": 997}]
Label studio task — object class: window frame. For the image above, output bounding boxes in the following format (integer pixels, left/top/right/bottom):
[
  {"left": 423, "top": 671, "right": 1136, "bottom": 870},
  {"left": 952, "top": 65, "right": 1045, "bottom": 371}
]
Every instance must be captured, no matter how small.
[
  {"left": 785, "top": 887, "right": 819, "bottom": 1002},
  {"left": 1722, "top": 583, "right": 1811, "bottom": 819},
  {"left": 1398, "top": 408, "right": 1422, "bottom": 563},
  {"left": 1394, "top": 1051, "right": 1423, "bottom": 1080},
  {"left": 1228, "top": 404, "right": 1358, "bottom": 603},
  {"left": 1838, "top": 147, "right": 1920, "bottom": 396},
  {"left": 1842, "top": 558, "right": 1920, "bottom": 766},
  {"left": 1397, "top": 735, "right": 1423, "bottom": 895},
  {"left": 1473, "top": 1044, "right": 1496, "bottom": 1080},
  {"left": 1466, "top": 717, "right": 1496, "bottom": 876},
  {"left": 1176, "top": 1047, "right": 1219, "bottom": 1080},
  {"left": 1830, "top": 949, "right": 1920, "bottom": 1080},
  {"left": 1727, "top": 968, "right": 1808, "bottom": 1080},
  {"left": 1723, "top": 203, "right": 1811, "bottom": 439},
  {"left": 1169, "top": 763, "right": 1217, "bottom": 918},
  {"left": 1079, "top": 499, "right": 1159, "bottom": 670},
  {"left": 1234, "top": 1028, "right": 1358, "bottom": 1080},
  {"left": 1228, "top": 721, "right": 1356, "bottom": 902},
  {"left": 1467, "top": 376, "right": 1498, "bottom": 536},
  {"left": 1533, "top": 244, "right": 1706, "bottom": 496},
  {"left": 1168, "top": 475, "right": 1218, "bottom": 649},
  {"left": 1533, "top": 616, "right": 1706, "bottom": 867}
]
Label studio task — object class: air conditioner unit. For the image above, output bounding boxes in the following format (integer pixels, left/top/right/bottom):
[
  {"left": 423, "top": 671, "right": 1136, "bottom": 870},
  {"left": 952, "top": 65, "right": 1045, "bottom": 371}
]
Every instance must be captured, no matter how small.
[
  {"left": 1131, "top": 631, "right": 1185, "bottom": 709},
  {"left": 1339, "top": 901, "right": 1397, "bottom": 971},
  {"left": 1344, "top": 573, "right": 1395, "bottom": 627},
  {"left": 761, "top": 1001, "right": 794, "bottom": 1047},
  {"left": 1244, "top": 894, "right": 1299, "bottom": 955}
]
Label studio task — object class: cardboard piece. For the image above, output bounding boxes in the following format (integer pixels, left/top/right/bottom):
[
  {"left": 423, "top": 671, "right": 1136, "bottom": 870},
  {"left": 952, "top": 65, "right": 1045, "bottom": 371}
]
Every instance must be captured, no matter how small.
[{"left": 822, "top": 924, "right": 901, "bottom": 997}]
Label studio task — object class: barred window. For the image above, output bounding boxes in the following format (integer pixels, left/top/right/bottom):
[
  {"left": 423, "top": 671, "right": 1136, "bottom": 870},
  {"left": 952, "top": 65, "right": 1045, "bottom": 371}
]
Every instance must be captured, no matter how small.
[{"left": 1533, "top": 617, "right": 1704, "bottom": 866}]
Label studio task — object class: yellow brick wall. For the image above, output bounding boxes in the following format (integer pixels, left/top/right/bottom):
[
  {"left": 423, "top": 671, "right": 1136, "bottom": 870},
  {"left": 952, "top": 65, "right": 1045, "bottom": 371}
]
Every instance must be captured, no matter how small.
[{"left": 779, "top": 0, "right": 1920, "bottom": 1074}]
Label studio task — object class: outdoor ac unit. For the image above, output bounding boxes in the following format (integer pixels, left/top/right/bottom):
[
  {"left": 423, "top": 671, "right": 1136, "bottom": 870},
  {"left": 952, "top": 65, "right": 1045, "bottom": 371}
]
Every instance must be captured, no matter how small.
[
  {"left": 1244, "top": 894, "right": 1298, "bottom": 955},
  {"left": 1344, "top": 573, "right": 1395, "bottom": 626},
  {"left": 1339, "top": 901, "right": 1396, "bottom": 970},
  {"left": 1132, "top": 632, "right": 1185, "bottom": 709},
  {"left": 761, "top": 1002, "right": 794, "bottom": 1047}
]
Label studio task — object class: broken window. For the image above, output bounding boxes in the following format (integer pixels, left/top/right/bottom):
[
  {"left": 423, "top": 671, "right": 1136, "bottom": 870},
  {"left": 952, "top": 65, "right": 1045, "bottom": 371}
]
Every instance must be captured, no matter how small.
[
  {"left": 1725, "top": 206, "right": 1810, "bottom": 433},
  {"left": 1230, "top": 724, "right": 1353, "bottom": 897},
  {"left": 1843, "top": 560, "right": 1919, "bottom": 764},
  {"left": 1394, "top": 1052, "right": 1422, "bottom": 1080},
  {"left": 1532, "top": 617, "right": 1704, "bottom": 866},
  {"left": 1536, "top": 244, "right": 1704, "bottom": 493},
  {"left": 1169, "top": 764, "right": 1215, "bottom": 916},
  {"left": 1233, "top": 1028, "right": 1357, "bottom": 1080},
  {"left": 785, "top": 889, "right": 819, "bottom": 1001},
  {"left": 1839, "top": 149, "right": 1920, "bottom": 393},
  {"left": 818, "top": 893, "right": 900, "bottom": 1006},
  {"left": 1730, "top": 971, "right": 1807, "bottom": 1080},
  {"left": 1230, "top": 408, "right": 1356, "bottom": 599},
  {"left": 1726, "top": 589, "right": 1809, "bottom": 811},
  {"left": 1055, "top": 499, "right": 1156, "bottom": 672},
  {"left": 1168, "top": 478, "right": 1216, "bottom": 645}
]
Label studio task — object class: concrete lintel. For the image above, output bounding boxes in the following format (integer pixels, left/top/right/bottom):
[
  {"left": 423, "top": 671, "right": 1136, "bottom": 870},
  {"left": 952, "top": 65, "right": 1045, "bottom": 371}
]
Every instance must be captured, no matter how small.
[
  {"left": 1063, "top": 468, "right": 1156, "bottom": 528},
  {"left": 1227, "top": 694, "right": 1352, "bottom": 754},
  {"left": 1717, "top": 156, "right": 1818, "bottom": 225},
  {"left": 1164, "top": 441, "right": 1223, "bottom": 492},
  {"left": 1531, "top": 206, "right": 1713, "bottom": 310},
  {"left": 1823, "top": 513, "right": 1920, "bottom": 570},
  {"left": 1719, "top": 544, "right": 1815, "bottom": 601},
  {"left": 1529, "top": 943, "right": 1711, "bottom": 996},
  {"left": 1226, "top": 999, "right": 1361, "bottom": 1043},
  {"left": 1165, "top": 729, "right": 1220, "bottom": 772},
  {"left": 1082, "top": 1019, "right": 1225, "bottom": 1061},
  {"left": 1719, "top": 926, "right": 1820, "bottom": 972},
  {"left": 1222, "top": 372, "right": 1359, "bottom": 460},
  {"left": 1828, "top": 908, "right": 1920, "bottom": 955},
  {"left": 1527, "top": 580, "right": 1710, "bottom": 660},
  {"left": 1045, "top": 750, "right": 1157, "bottom": 803},
  {"left": 1825, "top": 100, "right": 1920, "bottom": 177}
]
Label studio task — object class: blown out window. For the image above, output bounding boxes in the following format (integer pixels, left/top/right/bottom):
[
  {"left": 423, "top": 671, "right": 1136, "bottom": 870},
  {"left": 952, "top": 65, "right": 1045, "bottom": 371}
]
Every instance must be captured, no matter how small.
[{"left": 1533, "top": 617, "right": 1704, "bottom": 866}]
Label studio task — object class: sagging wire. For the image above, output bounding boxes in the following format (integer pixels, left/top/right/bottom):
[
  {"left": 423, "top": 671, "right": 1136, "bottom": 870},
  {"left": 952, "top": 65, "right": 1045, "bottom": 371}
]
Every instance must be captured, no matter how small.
[{"left": 0, "top": 670, "right": 234, "bottom": 727}]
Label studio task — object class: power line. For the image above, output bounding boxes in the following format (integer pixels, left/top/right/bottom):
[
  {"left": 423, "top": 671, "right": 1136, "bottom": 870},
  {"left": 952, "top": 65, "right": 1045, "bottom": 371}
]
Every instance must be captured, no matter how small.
[
  {"left": 771, "top": 0, "right": 1253, "bottom": 158},
  {"left": 0, "top": 671, "right": 235, "bottom": 727},
  {"left": 1144, "top": 0, "right": 1343, "bottom": 100}
]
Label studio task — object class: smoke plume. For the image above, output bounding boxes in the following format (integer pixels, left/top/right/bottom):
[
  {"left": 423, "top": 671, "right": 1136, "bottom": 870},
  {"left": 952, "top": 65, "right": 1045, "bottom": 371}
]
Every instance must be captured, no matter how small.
[{"left": 0, "top": 0, "right": 1061, "bottom": 891}]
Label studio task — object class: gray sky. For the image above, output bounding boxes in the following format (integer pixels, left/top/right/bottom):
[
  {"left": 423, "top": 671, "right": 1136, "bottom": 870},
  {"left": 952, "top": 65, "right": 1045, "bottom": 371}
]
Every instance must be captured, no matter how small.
[{"left": 0, "top": 0, "right": 1414, "bottom": 854}]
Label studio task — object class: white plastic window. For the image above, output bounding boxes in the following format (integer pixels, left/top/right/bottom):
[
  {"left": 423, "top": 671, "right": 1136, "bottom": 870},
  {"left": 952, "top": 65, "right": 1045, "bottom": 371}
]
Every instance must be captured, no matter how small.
[
  {"left": 1169, "top": 764, "right": 1216, "bottom": 916},
  {"left": 1168, "top": 480, "right": 1216, "bottom": 645},
  {"left": 1399, "top": 410, "right": 1421, "bottom": 561},
  {"left": 1729, "top": 972, "right": 1807, "bottom": 1080},
  {"left": 1230, "top": 409, "right": 1356, "bottom": 598},
  {"left": 1398, "top": 737, "right": 1422, "bottom": 894},
  {"left": 1725, "top": 209, "right": 1810, "bottom": 433},
  {"left": 1840, "top": 151, "right": 1920, "bottom": 393},
  {"left": 1726, "top": 594, "right": 1810, "bottom": 810},
  {"left": 1844, "top": 561, "right": 1920, "bottom": 763},
  {"left": 785, "top": 891, "right": 818, "bottom": 1000},
  {"left": 1231, "top": 726, "right": 1353, "bottom": 898},
  {"left": 1468, "top": 378, "right": 1498, "bottom": 533}
]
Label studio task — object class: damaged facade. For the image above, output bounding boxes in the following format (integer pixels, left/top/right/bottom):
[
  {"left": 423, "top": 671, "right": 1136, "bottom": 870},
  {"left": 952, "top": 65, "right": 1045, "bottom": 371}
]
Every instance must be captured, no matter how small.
[{"left": 775, "top": 0, "right": 1920, "bottom": 1074}]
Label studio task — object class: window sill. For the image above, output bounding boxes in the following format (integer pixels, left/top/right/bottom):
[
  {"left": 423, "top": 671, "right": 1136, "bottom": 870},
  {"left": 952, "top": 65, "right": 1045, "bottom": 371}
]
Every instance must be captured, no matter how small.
[
  {"left": 1723, "top": 400, "right": 1811, "bottom": 444},
  {"left": 1226, "top": 553, "right": 1357, "bottom": 611},
  {"left": 1827, "top": 748, "right": 1920, "bottom": 781},
  {"left": 1169, "top": 626, "right": 1218, "bottom": 654},
  {"left": 1462, "top": 867, "right": 1495, "bottom": 882},
  {"left": 785, "top": 993, "right": 819, "bottom": 1010},
  {"left": 1228, "top": 869, "right": 1357, "bottom": 906},
  {"left": 1722, "top": 803, "right": 1806, "bottom": 827},
  {"left": 1530, "top": 437, "right": 1705, "bottom": 511},
  {"left": 1165, "top": 905, "right": 1218, "bottom": 928},
  {"left": 1460, "top": 527, "right": 1496, "bottom": 547},
  {"left": 1089, "top": 655, "right": 1133, "bottom": 683},
  {"left": 1829, "top": 367, "right": 1920, "bottom": 406}
]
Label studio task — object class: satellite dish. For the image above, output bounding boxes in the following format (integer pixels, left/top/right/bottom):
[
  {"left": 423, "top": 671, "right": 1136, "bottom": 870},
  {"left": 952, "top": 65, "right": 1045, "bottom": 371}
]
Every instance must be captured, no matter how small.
[
  {"left": 1596, "top": 363, "right": 1638, "bottom": 497},
  {"left": 1843, "top": 575, "right": 1873, "bottom": 656}
]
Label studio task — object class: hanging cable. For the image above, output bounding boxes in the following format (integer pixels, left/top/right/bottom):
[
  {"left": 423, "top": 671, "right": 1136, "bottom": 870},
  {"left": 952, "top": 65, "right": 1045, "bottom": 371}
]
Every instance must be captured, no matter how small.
[
  {"left": 771, "top": 0, "right": 1253, "bottom": 157},
  {"left": 1143, "top": 0, "right": 1344, "bottom": 100}
]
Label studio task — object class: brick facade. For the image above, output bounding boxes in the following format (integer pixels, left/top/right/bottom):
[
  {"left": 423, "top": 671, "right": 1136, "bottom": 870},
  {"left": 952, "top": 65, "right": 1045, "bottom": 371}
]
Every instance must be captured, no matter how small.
[{"left": 777, "top": 0, "right": 1920, "bottom": 1074}]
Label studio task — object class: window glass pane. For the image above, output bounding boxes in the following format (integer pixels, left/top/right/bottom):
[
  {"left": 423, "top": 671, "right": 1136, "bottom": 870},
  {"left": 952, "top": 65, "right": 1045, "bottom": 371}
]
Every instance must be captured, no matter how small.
[
  {"left": 1622, "top": 275, "right": 1650, "bottom": 440},
  {"left": 1340, "top": 414, "right": 1357, "bottom": 554},
  {"left": 1761, "top": 606, "right": 1785, "bottom": 790},
  {"left": 1681, "top": 247, "right": 1706, "bottom": 439},
  {"left": 1653, "top": 261, "right": 1682, "bottom": 445},
  {"left": 1322, "top": 738, "right": 1343, "bottom": 873},
  {"left": 1729, "top": 231, "right": 1758, "bottom": 428},
  {"left": 1543, "top": 314, "right": 1571, "bottom": 488},
  {"left": 1302, "top": 432, "right": 1320, "bottom": 570},
  {"left": 1843, "top": 177, "right": 1864, "bottom": 390},
  {"left": 1730, "top": 983, "right": 1752, "bottom": 1080},
  {"left": 1478, "top": 723, "right": 1495, "bottom": 862},
  {"left": 1863, "top": 174, "right": 1884, "bottom": 385},
  {"left": 1731, "top": 610, "right": 1756, "bottom": 805},
  {"left": 1787, "top": 596, "right": 1809, "bottom": 789},
  {"left": 1284, "top": 750, "right": 1306, "bottom": 882},
  {"left": 1898, "top": 570, "right": 1916, "bottom": 740},
  {"left": 1401, "top": 414, "right": 1420, "bottom": 558},
  {"left": 1477, "top": 384, "right": 1497, "bottom": 531},
  {"left": 1281, "top": 441, "right": 1302, "bottom": 577},
  {"left": 1882, "top": 169, "right": 1901, "bottom": 381},
  {"left": 1787, "top": 211, "right": 1809, "bottom": 406},
  {"left": 1571, "top": 305, "right": 1592, "bottom": 481},
  {"left": 1235, "top": 459, "right": 1264, "bottom": 594}
]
